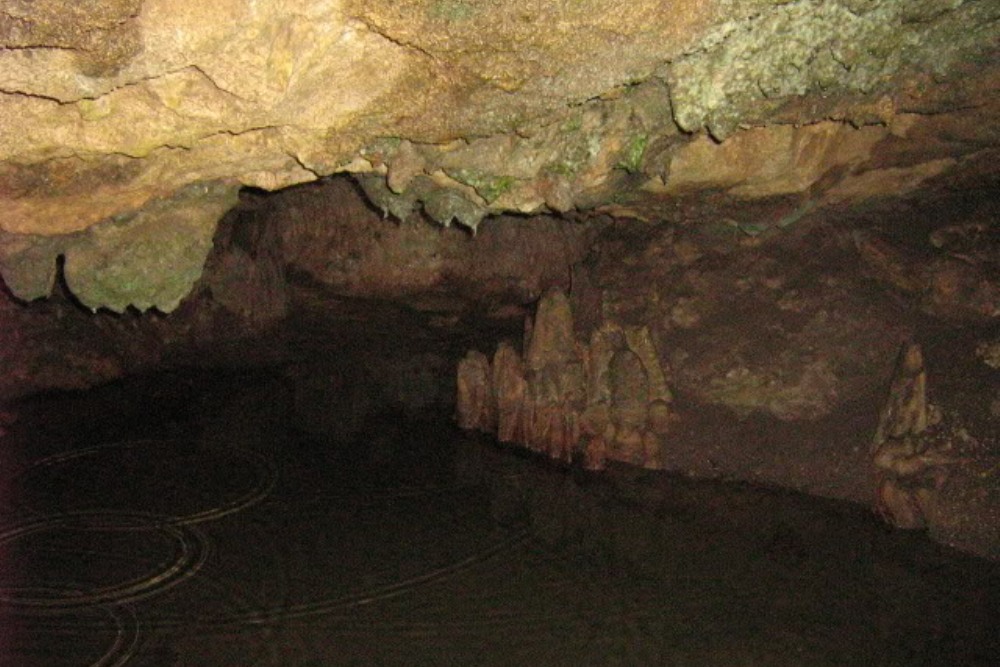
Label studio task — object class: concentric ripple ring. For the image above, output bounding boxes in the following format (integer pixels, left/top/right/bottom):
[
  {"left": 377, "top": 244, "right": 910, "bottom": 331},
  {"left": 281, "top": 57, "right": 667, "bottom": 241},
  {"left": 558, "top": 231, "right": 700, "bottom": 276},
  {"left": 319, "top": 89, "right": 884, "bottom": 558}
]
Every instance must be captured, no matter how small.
[
  {"left": 0, "top": 511, "right": 208, "bottom": 609},
  {"left": 13, "top": 438, "right": 276, "bottom": 526}
]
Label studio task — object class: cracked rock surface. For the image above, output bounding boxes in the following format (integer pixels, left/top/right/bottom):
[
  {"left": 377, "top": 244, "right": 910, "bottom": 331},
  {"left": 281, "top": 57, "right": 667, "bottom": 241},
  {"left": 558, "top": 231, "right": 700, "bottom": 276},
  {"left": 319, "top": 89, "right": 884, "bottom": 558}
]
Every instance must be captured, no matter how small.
[{"left": 1, "top": 0, "right": 998, "bottom": 310}]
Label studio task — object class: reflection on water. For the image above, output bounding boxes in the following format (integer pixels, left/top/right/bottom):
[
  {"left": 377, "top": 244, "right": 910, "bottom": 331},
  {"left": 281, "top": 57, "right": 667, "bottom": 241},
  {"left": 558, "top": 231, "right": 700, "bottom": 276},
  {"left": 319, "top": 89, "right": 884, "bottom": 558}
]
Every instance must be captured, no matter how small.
[{"left": 1, "top": 369, "right": 998, "bottom": 666}]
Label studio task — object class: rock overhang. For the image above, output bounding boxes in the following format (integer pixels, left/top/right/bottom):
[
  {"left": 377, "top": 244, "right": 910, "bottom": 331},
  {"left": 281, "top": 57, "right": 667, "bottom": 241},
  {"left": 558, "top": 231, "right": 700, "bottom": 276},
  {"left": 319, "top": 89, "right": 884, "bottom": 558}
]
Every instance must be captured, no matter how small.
[{"left": 0, "top": 0, "right": 997, "bottom": 312}]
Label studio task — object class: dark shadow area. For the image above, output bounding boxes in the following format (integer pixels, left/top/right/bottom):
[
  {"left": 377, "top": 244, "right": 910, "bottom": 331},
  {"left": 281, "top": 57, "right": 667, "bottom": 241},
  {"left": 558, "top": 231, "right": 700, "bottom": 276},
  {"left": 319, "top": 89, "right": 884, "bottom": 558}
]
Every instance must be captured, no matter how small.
[
  {"left": 2, "top": 321, "right": 998, "bottom": 665},
  {"left": 1, "top": 175, "right": 999, "bottom": 665}
]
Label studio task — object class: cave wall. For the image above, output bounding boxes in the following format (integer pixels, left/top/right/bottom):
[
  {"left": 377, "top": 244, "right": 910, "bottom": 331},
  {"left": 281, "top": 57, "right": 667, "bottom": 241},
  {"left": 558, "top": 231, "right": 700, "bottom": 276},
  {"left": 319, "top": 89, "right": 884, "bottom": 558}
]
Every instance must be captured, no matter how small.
[
  {"left": 0, "top": 0, "right": 997, "bottom": 560},
  {"left": 455, "top": 195, "right": 1000, "bottom": 558},
  {"left": 0, "top": 175, "right": 595, "bottom": 400}
]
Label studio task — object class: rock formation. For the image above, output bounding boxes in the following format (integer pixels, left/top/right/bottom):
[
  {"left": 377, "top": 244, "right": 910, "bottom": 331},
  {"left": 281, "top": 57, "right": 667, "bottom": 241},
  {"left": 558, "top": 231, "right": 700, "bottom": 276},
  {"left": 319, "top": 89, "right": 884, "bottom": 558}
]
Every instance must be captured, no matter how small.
[
  {"left": 1, "top": 0, "right": 999, "bottom": 561},
  {"left": 456, "top": 288, "right": 675, "bottom": 470},
  {"left": 455, "top": 350, "right": 494, "bottom": 433},
  {"left": 492, "top": 341, "right": 528, "bottom": 445},
  {"left": 871, "top": 342, "right": 966, "bottom": 530},
  {"left": 1, "top": 1, "right": 997, "bottom": 312}
]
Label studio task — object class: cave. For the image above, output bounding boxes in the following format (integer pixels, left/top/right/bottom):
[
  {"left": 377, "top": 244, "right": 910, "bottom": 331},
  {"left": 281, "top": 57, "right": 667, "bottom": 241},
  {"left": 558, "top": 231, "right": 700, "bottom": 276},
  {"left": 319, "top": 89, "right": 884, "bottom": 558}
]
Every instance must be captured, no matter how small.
[{"left": 2, "top": 2, "right": 999, "bottom": 665}]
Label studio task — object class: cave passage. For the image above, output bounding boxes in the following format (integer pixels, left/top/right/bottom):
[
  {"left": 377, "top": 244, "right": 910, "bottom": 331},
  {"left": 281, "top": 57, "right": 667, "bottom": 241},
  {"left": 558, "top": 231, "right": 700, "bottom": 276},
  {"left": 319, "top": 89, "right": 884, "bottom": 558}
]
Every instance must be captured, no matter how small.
[
  {"left": 1, "top": 0, "right": 999, "bottom": 661},
  {"left": 1, "top": 294, "right": 998, "bottom": 666}
]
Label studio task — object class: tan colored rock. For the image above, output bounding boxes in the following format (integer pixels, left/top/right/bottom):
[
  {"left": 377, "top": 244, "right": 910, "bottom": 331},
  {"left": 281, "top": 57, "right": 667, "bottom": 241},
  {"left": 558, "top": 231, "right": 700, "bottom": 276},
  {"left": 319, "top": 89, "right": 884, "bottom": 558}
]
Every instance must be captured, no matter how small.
[
  {"left": 853, "top": 231, "right": 925, "bottom": 294},
  {"left": 2, "top": 0, "right": 996, "bottom": 312},
  {"left": 523, "top": 403, "right": 552, "bottom": 455},
  {"left": 492, "top": 341, "right": 528, "bottom": 444},
  {"left": 456, "top": 350, "right": 494, "bottom": 432},
  {"left": 610, "top": 424, "right": 646, "bottom": 467},
  {"left": 854, "top": 227, "right": 1000, "bottom": 322},
  {"left": 876, "top": 476, "right": 934, "bottom": 531},
  {"left": 585, "top": 324, "right": 621, "bottom": 406},
  {"left": 580, "top": 403, "right": 611, "bottom": 440},
  {"left": 648, "top": 400, "right": 673, "bottom": 436},
  {"left": 534, "top": 406, "right": 577, "bottom": 464},
  {"left": 0, "top": 233, "right": 62, "bottom": 301},
  {"left": 386, "top": 141, "right": 427, "bottom": 194},
  {"left": 624, "top": 325, "right": 672, "bottom": 405},
  {"left": 456, "top": 281, "right": 676, "bottom": 471},
  {"left": 526, "top": 289, "right": 576, "bottom": 372},
  {"left": 873, "top": 343, "right": 932, "bottom": 450},
  {"left": 923, "top": 259, "right": 1000, "bottom": 321},
  {"left": 609, "top": 349, "right": 648, "bottom": 429},
  {"left": 663, "top": 123, "right": 885, "bottom": 198},
  {"left": 0, "top": 180, "right": 238, "bottom": 312},
  {"left": 202, "top": 207, "right": 288, "bottom": 326},
  {"left": 0, "top": 0, "right": 714, "bottom": 240},
  {"left": 606, "top": 348, "right": 653, "bottom": 465},
  {"left": 825, "top": 159, "right": 957, "bottom": 204},
  {"left": 871, "top": 342, "right": 967, "bottom": 530},
  {"left": 642, "top": 431, "right": 664, "bottom": 471},
  {"left": 65, "top": 182, "right": 238, "bottom": 313}
]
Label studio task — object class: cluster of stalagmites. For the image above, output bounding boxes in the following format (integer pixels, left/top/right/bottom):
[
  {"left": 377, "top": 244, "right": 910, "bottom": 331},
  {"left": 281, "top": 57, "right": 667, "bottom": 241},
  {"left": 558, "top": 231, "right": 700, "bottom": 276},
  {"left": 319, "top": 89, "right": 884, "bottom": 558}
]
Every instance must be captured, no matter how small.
[{"left": 457, "top": 289, "right": 674, "bottom": 471}]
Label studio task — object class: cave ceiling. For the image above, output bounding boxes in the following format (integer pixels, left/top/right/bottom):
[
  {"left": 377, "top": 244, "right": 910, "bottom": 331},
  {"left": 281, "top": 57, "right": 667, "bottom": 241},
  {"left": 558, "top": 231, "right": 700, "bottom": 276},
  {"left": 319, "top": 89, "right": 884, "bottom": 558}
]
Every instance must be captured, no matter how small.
[{"left": 0, "top": 0, "right": 998, "bottom": 312}]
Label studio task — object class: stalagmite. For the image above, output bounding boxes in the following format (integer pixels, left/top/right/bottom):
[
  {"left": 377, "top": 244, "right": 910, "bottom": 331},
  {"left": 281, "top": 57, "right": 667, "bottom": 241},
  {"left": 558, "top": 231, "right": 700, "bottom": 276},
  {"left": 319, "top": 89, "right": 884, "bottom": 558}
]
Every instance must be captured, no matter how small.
[
  {"left": 608, "top": 348, "right": 649, "bottom": 465},
  {"left": 455, "top": 287, "right": 676, "bottom": 471},
  {"left": 492, "top": 341, "right": 528, "bottom": 444},
  {"left": 872, "top": 342, "right": 932, "bottom": 451},
  {"left": 525, "top": 289, "right": 576, "bottom": 372},
  {"left": 624, "top": 326, "right": 673, "bottom": 405},
  {"left": 456, "top": 350, "right": 494, "bottom": 432},
  {"left": 871, "top": 342, "right": 964, "bottom": 529}
]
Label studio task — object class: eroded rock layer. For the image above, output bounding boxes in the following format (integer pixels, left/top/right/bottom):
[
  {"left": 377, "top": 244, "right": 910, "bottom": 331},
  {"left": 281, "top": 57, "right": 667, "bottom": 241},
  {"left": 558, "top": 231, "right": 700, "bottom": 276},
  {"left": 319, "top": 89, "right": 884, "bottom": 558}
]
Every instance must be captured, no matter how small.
[{"left": 1, "top": 0, "right": 997, "bottom": 311}]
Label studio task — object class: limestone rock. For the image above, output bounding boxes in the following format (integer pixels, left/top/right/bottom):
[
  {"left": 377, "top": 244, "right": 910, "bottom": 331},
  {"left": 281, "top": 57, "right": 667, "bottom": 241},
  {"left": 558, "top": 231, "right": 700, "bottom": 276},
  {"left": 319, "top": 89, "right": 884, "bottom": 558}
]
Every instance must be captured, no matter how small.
[
  {"left": 608, "top": 350, "right": 648, "bottom": 455},
  {"left": 200, "top": 200, "right": 289, "bottom": 327},
  {"left": 456, "top": 287, "right": 674, "bottom": 471},
  {"left": 667, "top": 0, "right": 996, "bottom": 140},
  {"left": 0, "top": 233, "right": 63, "bottom": 301},
  {"left": 662, "top": 124, "right": 886, "bottom": 199},
  {"left": 60, "top": 182, "right": 238, "bottom": 313},
  {"left": 456, "top": 350, "right": 494, "bottom": 432},
  {"left": 855, "top": 227, "right": 1000, "bottom": 322},
  {"left": 581, "top": 431, "right": 609, "bottom": 472},
  {"left": 871, "top": 342, "right": 966, "bottom": 530},
  {"left": 872, "top": 343, "right": 933, "bottom": 451},
  {"left": 492, "top": 341, "right": 528, "bottom": 444},
  {"left": 2, "top": 0, "right": 995, "bottom": 310},
  {"left": 623, "top": 326, "right": 672, "bottom": 405},
  {"left": 0, "top": 180, "right": 238, "bottom": 312},
  {"left": 585, "top": 325, "right": 620, "bottom": 407},
  {"left": 526, "top": 289, "right": 577, "bottom": 372},
  {"left": 276, "top": 177, "right": 593, "bottom": 305}
]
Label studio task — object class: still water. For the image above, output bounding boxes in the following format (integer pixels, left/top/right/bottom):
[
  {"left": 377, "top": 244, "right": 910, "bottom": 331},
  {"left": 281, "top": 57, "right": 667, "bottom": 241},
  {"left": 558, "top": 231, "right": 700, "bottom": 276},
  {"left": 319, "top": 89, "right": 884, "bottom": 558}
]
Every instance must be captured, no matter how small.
[{"left": 1, "top": 368, "right": 997, "bottom": 666}]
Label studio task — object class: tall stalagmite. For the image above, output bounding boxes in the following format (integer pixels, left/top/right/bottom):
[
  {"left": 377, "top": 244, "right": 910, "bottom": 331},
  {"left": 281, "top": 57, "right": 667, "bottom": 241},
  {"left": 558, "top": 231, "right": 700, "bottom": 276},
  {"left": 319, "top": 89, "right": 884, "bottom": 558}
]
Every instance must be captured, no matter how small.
[{"left": 456, "top": 288, "right": 675, "bottom": 470}]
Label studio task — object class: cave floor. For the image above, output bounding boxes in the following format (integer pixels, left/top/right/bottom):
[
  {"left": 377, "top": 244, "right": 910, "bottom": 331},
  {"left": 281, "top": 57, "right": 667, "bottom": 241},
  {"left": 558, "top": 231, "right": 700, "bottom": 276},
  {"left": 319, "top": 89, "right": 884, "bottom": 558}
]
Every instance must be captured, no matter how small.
[{"left": 1, "top": 360, "right": 998, "bottom": 666}]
